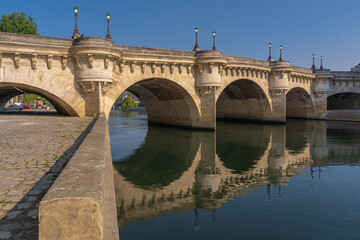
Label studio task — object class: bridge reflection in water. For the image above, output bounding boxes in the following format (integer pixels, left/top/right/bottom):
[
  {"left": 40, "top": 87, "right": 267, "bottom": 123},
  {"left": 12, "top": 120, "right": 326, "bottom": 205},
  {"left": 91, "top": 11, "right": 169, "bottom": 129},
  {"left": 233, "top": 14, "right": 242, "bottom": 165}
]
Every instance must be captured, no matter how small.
[{"left": 110, "top": 111, "right": 360, "bottom": 238}]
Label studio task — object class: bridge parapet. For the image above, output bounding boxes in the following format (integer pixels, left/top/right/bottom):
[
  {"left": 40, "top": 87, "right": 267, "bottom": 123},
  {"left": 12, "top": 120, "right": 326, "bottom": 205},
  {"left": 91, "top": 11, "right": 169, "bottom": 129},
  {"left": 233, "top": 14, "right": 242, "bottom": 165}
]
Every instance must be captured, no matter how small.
[
  {"left": 0, "top": 32, "right": 72, "bottom": 48},
  {"left": 0, "top": 32, "right": 71, "bottom": 70},
  {"left": 325, "top": 71, "right": 360, "bottom": 90}
]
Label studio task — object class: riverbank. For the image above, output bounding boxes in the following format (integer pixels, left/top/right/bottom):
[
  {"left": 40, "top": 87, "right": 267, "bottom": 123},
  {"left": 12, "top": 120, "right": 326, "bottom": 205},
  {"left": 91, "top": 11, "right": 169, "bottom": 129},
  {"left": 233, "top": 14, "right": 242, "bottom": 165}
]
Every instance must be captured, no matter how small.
[{"left": 0, "top": 114, "right": 93, "bottom": 239}]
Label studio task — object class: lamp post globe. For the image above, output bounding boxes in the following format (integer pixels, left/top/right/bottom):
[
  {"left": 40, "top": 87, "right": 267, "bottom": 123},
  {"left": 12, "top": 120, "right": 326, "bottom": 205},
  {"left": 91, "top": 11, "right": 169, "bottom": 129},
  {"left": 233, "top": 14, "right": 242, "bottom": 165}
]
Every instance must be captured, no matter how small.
[
  {"left": 193, "top": 27, "right": 200, "bottom": 51},
  {"left": 106, "top": 13, "right": 112, "bottom": 39},
  {"left": 72, "top": 6, "right": 80, "bottom": 39},
  {"left": 212, "top": 31, "right": 216, "bottom": 50}
]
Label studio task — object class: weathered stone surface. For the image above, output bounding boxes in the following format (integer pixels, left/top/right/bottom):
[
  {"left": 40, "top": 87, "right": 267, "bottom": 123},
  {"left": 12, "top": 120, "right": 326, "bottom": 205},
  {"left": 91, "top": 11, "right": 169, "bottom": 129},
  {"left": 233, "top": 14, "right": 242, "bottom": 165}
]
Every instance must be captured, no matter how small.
[
  {"left": 39, "top": 114, "right": 119, "bottom": 240},
  {"left": 16, "top": 203, "right": 32, "bottom": 209},
  {"left": 0, "top": 231, "right": 11, "bottom": 239},
  {"left": 26, "top": 190, "right": 42, "bottom": 196},
  {"left": 40, "top": 199, "right": 102, "bottom": 239},
  {"left": 7, "top": 31, "right": 360, "bottom": 129},
  {"left": 5, "top": 211, "right": 21, "bottom": 220},
  {"left": 26, "top": 197, "right": 37, "bottom": 202},
  {"left": 27, "top": 209, "right": 38, "bottom": 218}
]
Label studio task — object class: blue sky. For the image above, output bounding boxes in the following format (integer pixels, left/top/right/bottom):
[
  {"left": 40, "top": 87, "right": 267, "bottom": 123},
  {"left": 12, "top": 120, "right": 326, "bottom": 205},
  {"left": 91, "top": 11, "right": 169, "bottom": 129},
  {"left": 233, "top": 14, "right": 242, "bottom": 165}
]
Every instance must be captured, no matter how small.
[{"left": 2, "top": 0, "right": 360, "bottom": 70}]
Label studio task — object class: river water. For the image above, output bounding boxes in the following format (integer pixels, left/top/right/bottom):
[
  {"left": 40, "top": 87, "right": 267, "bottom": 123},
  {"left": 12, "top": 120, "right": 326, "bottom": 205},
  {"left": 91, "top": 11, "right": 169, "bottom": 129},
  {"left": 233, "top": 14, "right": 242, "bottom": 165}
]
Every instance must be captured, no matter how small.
[{"left": 109, "top": 110, "right": 360, "bottom": 240}]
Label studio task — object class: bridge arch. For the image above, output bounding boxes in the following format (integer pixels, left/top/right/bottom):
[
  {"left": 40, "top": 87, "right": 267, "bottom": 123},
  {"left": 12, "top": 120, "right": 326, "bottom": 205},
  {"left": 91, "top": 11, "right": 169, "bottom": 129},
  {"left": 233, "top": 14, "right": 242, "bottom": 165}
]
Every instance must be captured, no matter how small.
[
  {"left": 106, "top": 77, "right": 201, "bottom": 128},
  {"left": 0, "top": 66, "right": 85, "bottom": 116},
  {"left": 328, "top": 86, "right": 360, "bottom": 98},
  {"left": 286, "top": 87, "right": 314, "bottom": 118},
  {"left": 327, "top": 92, "right": 360, "bottom": 110},
  {"left": 216, "top": 79, "right": 272, "bottom": 121},
  {"left": 0, "top": 82, "right": 79, "bottom": 116}
]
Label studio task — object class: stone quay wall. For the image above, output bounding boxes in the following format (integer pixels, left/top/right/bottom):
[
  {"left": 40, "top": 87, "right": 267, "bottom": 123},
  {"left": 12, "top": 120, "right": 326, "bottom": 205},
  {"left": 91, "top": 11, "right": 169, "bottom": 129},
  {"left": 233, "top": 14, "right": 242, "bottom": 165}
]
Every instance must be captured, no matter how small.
[{"left": 39, "top": 114, "right": 119, "bottom": 240}]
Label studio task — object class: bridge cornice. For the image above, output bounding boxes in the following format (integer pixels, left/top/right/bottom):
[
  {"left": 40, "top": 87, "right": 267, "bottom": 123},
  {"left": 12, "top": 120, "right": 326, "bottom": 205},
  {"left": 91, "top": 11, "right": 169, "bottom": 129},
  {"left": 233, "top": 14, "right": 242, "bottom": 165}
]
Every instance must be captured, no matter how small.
[
  {"left": 116, "top": 45, "right": 195, "bottom": 57},
  {"left": 0, "top": 32, "right": 318, "bottom": 81},
  {"left": 0, "top": 32, "right": 72, "bottom": 47}
]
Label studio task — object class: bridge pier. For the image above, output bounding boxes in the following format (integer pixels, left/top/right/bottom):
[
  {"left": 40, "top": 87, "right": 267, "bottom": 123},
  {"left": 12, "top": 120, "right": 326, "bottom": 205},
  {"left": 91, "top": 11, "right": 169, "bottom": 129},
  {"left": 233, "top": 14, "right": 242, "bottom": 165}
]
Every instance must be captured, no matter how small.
[
  {"left": 313, "top": 71, "right": 331, "bottom": 118},
  {"left": 313, "top": 92, "right": 328, "bottom": 118},
  {"left": 83, "top": 82, "right": 102, "bottom": 116},
  {"left": 194, "top": 50, "right": 227, "bottom": 130},
  {"left": 270, "top": 90, "right": 287, "bottom": 122},
  {"left": 269, "top": 61, "right": 292, "bottom": 122},
  {"left": 195, "top": 87, "right": 217, "bottom": 129}
]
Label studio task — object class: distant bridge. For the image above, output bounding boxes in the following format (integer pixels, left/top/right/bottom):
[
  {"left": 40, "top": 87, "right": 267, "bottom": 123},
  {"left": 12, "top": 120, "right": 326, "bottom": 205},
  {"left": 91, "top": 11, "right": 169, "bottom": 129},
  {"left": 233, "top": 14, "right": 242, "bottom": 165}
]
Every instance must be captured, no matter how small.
[{"left": 0, "top": 32, "right": 360, "bottom": 129}]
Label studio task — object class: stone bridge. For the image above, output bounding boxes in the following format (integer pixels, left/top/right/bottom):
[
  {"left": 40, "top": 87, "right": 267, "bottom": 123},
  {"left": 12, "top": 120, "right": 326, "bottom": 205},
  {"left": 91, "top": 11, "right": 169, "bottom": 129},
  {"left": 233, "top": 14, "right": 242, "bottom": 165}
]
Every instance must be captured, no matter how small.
[{"left": 0, "top": 32, "right": 359, "bottom": 129}]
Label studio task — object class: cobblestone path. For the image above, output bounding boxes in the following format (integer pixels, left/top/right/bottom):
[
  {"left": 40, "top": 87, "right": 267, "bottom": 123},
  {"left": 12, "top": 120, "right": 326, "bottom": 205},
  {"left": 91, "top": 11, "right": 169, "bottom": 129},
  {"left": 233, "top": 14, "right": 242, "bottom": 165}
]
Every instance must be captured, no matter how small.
[{"left": 0, "top": 114, "right": 93, "bottom": 239}]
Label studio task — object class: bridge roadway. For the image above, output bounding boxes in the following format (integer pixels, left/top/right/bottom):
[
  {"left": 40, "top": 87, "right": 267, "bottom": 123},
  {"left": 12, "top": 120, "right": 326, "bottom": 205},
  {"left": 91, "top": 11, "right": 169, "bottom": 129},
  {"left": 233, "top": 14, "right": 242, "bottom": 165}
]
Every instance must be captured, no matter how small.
[{"left": 1, "top": 32, "right": 359, "bottom": 129}]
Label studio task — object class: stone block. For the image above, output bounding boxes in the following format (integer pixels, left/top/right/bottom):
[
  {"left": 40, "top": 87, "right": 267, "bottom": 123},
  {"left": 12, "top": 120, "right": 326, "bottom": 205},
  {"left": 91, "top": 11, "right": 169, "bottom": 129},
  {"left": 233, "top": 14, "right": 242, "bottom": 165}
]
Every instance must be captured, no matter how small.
[
  {"left": 39, "top": 114, "right": 119, "bottom": 240},
  {"left": 17, "top": 202, "right": 32, "bottom": 209},
  {"left": 0, "top": 231, "right": 11, "bottom": 239}
]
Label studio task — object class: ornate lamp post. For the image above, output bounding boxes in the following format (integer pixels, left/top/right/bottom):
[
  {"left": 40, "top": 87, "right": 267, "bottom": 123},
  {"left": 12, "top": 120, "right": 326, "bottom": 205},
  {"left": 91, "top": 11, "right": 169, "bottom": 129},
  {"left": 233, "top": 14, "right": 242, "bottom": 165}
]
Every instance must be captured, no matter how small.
[
  {"left": 193, "top": 27, "right": 200, "bottom": 51},
  {"left": 212, "top": 31, "right": 216, "bottom": 50},
  {"left": 72, "top": 6, "right": 80, "bottom": 39},
  {"left": 320, "top": 56, "right": 324, "bottom": 69},
  {"left": 106, "top": 13, "right": 112, "bottom": 39},
  {"left": 311, "top": 54, "right": 316, "bottom": 70},
  {"left": 279, "top": 45, "right": 283, "bottom": 61},
  {"left": 267, "top": 43, "right": 273, "bottom": 61}
]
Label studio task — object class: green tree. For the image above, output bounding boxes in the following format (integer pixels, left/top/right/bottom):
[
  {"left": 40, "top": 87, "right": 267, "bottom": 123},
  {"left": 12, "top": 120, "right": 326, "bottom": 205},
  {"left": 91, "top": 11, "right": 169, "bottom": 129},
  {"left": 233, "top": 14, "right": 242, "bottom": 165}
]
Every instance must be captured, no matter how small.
[
  {"left": 23, "top": 93, "right": 49, "bottom": 105},
  {"left": 0, "top": 12, "right": 38, "bottom": 35},
  {"left": 121, "top": 96, "right": 138, "bottom": 112},
  {"left": 23, "top": 94, "right": 38, "bottom": 105}
]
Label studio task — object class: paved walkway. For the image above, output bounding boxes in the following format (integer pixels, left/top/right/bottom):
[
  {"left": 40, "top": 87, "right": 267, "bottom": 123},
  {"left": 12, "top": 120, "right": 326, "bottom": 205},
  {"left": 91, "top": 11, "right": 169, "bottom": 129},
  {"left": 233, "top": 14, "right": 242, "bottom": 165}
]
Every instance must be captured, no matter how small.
[{"left": 0, "top": 114, "right": 93, "bottom": 239}]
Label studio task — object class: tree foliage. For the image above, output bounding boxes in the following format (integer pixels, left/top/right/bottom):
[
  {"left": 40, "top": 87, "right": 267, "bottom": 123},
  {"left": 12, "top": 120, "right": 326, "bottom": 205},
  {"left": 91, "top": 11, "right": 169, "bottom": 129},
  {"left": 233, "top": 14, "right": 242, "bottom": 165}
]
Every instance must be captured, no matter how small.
[
  {"left": 0, "top": 12, "right": 38, "bottom": 35},
  {"left": 121, "top": 96, "right": 138, "bottom": 111},
  {"left": 23, "top": 94, "right": 49, "bottom": 105}
]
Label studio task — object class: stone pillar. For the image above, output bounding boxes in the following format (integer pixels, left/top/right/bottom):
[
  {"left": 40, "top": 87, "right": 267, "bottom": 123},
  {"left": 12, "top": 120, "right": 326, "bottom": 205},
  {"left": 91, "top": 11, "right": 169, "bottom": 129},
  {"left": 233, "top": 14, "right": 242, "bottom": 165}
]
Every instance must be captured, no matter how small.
[
  {"left": 269, "top": 61, "right": 292, "bottom": 122},
  {"left": 195, "top": 50, "right": 227, "bottom": 130},
  {"left": 197, "top": 87, "right": 217, "bottom": 129},
  {"left": 313, "top": 71, "right": 331, "bottom": 117},
  {"left": 69, "top": 37, "right": 122, "bottom": 117}
]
